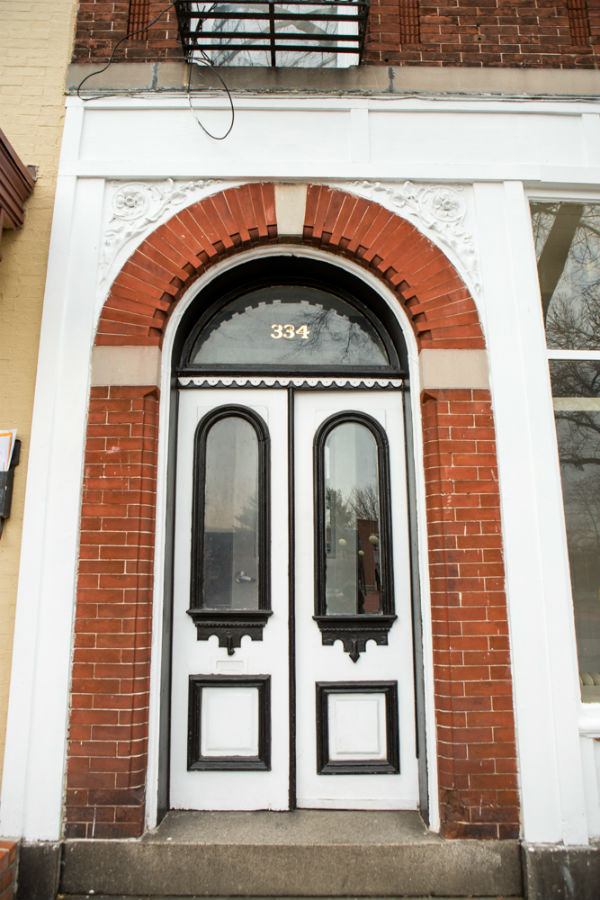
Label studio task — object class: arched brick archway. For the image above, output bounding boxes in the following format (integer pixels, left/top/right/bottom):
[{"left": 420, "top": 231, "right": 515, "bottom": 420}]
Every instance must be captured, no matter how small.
[
  {"left": 96, "top": 183, "right": 483, "bottom": 351},
  {"left": 66, "top": 184, "right": 518, "bottom": 841}
]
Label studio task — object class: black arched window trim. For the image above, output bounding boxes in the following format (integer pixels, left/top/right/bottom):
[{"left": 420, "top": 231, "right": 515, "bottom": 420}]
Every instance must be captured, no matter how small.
[
  {"left": 175, "top": 258, "right": 408, "bottom": 377},
  {"left": 313, "top": 411, "right": 397, "bottom": 662},
  {"left": 187, "top": 405, "right": 272, "bottom": 654}
]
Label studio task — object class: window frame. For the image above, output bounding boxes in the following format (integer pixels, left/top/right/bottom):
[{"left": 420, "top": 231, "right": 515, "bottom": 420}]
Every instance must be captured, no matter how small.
[
  {"left": 187, "top": 404, "right": 272, "bottom": 653},
  {"left": 312, "top": 410, "right": 397, "bottom": 662},
  {"left": 530, "top": 194, "right": 600, "bottom": 703},
  {"left": 176, "top": 258, "right": 408, "bottom": 378}
]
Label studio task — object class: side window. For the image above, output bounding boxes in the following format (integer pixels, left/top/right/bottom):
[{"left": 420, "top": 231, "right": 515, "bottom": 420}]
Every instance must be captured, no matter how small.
[{"left": 530, "top": 201, "right": 600, "bottom": 702}]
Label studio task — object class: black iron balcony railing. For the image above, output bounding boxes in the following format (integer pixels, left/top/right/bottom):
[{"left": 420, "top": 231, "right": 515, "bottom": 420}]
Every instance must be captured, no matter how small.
[{"left": 173, "top": 1, "right": 370, "bottom": 67}]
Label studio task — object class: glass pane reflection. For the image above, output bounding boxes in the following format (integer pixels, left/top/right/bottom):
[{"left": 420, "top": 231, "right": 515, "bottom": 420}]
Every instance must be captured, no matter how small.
[
  {"left": 531, "top": 202, "right": 600, "bottom": 351},
  {"left": 188, "top": 285, "right": 390, "bottom": 369},
  {"left": 551, "top": 360, "right": 600, "bottom": 701},
  {"left": 202, "top": 416, "right": 259, "bottom": 610},
  {"left": 550, "top": 359, "right": 600, "bottom": 398},
  {"left": 187, "top": 3, "right": 352, "bottom": 69},
  {"left": 324, "top": 422, "right": 383, "bottom": 615}
]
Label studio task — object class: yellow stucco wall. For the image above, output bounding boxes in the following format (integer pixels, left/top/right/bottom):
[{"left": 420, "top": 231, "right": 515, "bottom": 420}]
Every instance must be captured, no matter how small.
[{"left": 0, "top": 0, "right": 78, "bottom": 780}]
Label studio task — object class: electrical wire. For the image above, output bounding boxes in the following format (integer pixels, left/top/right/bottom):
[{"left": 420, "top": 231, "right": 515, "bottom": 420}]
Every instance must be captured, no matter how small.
[
  {"left": 75, "top": 1, "right": 236, "bottom": 141},
  {"left": 186, "top": 52, "right": 235, "bottom": 141},
  {"left": 76, "top": 2, "right": 176, "bottom": 99}
]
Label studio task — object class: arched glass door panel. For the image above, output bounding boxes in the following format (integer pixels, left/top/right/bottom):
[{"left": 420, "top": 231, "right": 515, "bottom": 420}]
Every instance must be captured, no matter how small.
[
  {"left": 313, "top": 413, "right": 396, "bottom": 661},
  {"left": 187, "top": 406, "right": 271, "bottom": 652},
  {"left": 319, "top": 418, "right": 391, "bottom": 615},
  {"left": 197, "top": 415, "right": 260, "bottom": 610}
]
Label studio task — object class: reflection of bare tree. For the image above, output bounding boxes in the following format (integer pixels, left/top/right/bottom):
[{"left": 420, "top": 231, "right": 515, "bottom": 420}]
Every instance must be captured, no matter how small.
[
  {"left": 552, "top": 377, "right": 600, "bottom": 555},
  {"left": 555, "top": 407, "right": 600, "bottom": 468},
  {"left": 326, "top": 486, "right": 352, "bottom": 531},
  {"left": 546, "top": 294, "right": 600, "bottom": 351},
  {"left": 532, "top": 201, "right": 600, "bottom": 465},
  {"left": 280, "top": 306, "right": 375, "bottom": 362},
  {"left": 532, "top": 202, "right": 600, "bottom": 349},
  {"left": 193, "top": 292, "right": 388, "bottom": 366},
  {"left": 190, "top": 3, "right": 339, "bottom": 67},
  {"left": 551, "top": 359, "right": 600, "bottom": 399},
  {"left": 533, "top": 202, "right": 600, "bottom": 687},
  {"left": 349, "top": 485, "right": 379, "bottom": 522},
  {"left": 327, "top": 485, "right": 380, "bottom": 528},
  {"left": 563, "top": 473, "right": 600, "bottom": 552},
  {"left": 554, "top": 410, "right": 600, "bottom": 657},
  {"left": 235, "top": 493, "right": 258, "bottom": 534}
]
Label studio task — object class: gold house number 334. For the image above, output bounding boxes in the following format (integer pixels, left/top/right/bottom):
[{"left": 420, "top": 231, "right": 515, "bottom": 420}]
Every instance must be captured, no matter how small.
[{"left": 270, "top": 324, "right": 311, "bottom": 340}]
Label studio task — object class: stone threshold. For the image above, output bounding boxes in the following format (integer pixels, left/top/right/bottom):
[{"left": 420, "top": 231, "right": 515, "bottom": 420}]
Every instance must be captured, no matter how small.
[
  {"left": 58, "top": 810, "right": 522, "bottom": 898},
  {"left": 17, "top": 812, "right": 600, "bottom": 899}
]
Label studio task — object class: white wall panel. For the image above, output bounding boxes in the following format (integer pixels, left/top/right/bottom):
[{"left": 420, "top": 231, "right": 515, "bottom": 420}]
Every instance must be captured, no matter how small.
[
  {"left": 79, "top": 106, "right": 353, "bottom": 166},
  {"left": 369, "top": 111, "right": 585, "bottom": 167},
  {"left": 67, "top": 97, "right": 600, "bottom": 185}
]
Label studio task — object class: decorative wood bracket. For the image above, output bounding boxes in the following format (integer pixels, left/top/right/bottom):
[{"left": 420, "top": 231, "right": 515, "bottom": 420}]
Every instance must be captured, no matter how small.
[
  {"left": 313, "top": 615, "right": 397, "bottom": 662},
  {"left": 186, "top": 609, "right": 272, "bottom": 654}
]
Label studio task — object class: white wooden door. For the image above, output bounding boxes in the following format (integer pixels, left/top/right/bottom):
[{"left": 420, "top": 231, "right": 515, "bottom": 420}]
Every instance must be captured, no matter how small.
[
  {"left": 170, "top": 389, "right": 290, "bottom": 810},
  {"left": 170, "top": 386, "right": 418, "bottom": 811},
  {"left": 295, "top": 390, "right": 419, "bottom": 809}
]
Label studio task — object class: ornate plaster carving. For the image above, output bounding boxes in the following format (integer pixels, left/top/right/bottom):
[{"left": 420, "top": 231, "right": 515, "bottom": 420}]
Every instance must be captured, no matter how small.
[
  {"left": 344, "top": 181, "right": 481, "bottom": 298},
  {"left": 98, "top": 179, "right": 481, "bottom": 302},
  {"left": 99, "top": 179, "right": 229, "bottom": 292}
]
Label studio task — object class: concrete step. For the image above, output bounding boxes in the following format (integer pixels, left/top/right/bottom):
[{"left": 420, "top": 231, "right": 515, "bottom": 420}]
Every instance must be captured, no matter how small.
[{"left": 60, "top": 810, "right": 523, "bottom": 898}]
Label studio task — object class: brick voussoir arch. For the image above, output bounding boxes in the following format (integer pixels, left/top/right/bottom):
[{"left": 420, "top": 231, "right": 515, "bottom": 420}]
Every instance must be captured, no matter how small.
[{"left": 96, "top": 182, "right": 484, "bottom": 351}]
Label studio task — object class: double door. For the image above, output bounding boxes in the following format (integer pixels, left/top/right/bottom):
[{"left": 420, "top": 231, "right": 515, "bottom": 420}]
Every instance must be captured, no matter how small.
[{"left": 170, "top": 386, "right": 418, "bottom": 810}]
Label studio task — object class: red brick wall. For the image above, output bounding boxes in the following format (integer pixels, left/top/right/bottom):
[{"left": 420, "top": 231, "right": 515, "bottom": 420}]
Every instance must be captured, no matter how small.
[
  {"left": 365, "top": 0, "right": 600, "bottom": 66},
  {"left": 422, "top": 390, "right": 518, "bottom": 839},
  {"left": 72, "top": 0, "right": 600, "bottom": 68},
  {"left": 0, "top": 841, "right": 18, "bottom": 900},
  {"left": 73, "top": 0, "right": 181, "bottom": 62},
  {"left": 66, "top": 387, "right": 159, "bottom": 838},
  {"left": 66, "top": 184, "right": 519, "bottom": 839}
]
